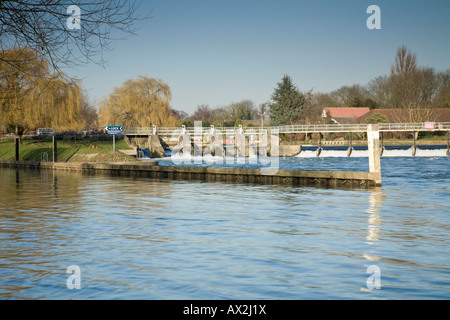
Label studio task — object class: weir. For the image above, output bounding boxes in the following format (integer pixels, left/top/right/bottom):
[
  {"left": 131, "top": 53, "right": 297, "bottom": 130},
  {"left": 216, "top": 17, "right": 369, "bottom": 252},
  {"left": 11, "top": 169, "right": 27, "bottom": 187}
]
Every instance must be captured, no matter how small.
[
  {"left": 6, "top": 122, "right": 450, "bottom": 189},
  {"left": 122, "top": 122, "right": 450, "bottom": 159},
  {"left": 1, "top": 125, "right": 384, "bottom": 188}
]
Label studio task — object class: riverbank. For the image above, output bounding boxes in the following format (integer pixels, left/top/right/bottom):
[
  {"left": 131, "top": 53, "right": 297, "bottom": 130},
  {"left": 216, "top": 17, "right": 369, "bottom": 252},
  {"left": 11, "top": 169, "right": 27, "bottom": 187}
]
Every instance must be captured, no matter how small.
[{"left": 0, "top": 139, "right": 136, "bottom": 162}]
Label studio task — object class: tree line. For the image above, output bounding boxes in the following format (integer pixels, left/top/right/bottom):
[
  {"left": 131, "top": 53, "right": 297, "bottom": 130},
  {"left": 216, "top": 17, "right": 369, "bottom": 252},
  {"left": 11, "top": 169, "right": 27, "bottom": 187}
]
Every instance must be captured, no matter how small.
[
  {"left": 176, "top": 45, "right": 450, "bottom": 127},
  {"left": 2, "top": 45, "right": 449, "bottom": 139},
  {"left": 177, "top": 100, "right": 266, "bottom": 128},
  {"left": 1, "top": 2, "right": 449, "bottom": 136},
  {"left": 267, "top": 45, "right": 450, "bottom": 125}
]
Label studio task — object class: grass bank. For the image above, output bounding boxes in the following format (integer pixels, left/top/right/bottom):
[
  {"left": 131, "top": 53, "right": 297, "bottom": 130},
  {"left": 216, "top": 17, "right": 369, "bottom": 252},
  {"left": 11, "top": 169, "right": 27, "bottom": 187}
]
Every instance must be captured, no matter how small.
[{"left": 0, "top": 138, "right": 136, "bottom": 162}]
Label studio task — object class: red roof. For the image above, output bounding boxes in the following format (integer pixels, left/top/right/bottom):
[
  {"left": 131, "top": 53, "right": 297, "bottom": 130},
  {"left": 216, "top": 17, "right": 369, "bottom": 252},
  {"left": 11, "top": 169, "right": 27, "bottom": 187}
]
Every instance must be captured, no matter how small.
[
  {"left": 354, "top": 108, "right": 450, "bottom": 123},
  {"left": 324, "top": 107, "right": 371, "bottom": 118}
]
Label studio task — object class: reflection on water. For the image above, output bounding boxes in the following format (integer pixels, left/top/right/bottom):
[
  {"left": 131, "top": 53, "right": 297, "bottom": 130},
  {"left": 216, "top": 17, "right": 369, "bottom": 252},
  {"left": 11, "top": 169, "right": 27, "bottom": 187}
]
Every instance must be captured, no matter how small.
[
  {"left": 363, "top": 190, "right": 384, "bottom": 265},
  {"left": 366, "top": 190, "right": 383, "bottom": 246},
  {"left": 0, "top": 156, "right": 449, "bottom": 300}
]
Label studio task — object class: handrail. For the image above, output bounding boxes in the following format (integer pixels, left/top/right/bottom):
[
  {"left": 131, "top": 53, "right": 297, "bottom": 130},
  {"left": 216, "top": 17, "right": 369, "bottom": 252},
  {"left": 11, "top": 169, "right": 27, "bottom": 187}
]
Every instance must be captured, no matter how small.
[{"left": 121, "top": 122, "right": 450, "bottom": 136}]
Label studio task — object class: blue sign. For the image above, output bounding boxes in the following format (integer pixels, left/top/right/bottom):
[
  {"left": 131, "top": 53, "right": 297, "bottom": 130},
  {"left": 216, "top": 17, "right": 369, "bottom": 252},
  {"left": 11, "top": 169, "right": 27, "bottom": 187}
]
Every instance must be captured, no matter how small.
[{"left": 106, "top": 126, "right": 123, "bottom": 135}]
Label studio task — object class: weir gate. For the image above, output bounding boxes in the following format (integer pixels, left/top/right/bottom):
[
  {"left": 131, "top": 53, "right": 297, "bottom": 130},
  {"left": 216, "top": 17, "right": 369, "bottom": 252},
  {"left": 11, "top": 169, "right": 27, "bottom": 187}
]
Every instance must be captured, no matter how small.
[{"left": 119, "top": 122, "right": 450, "bottom": 187}]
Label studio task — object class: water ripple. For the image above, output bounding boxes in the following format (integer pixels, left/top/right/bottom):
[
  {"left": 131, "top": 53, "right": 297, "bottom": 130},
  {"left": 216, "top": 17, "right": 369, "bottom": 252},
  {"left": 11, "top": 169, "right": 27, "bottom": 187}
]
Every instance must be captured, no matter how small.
[{"left": 1, "top": 156, "right": 449, "bottom": 299}]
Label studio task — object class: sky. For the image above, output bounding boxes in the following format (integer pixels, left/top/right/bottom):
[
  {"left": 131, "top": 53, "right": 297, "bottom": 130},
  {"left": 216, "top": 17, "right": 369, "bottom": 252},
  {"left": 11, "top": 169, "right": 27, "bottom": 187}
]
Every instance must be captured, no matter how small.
[{"left": 66, "top": 0, "right": 450, "bottom": 115}]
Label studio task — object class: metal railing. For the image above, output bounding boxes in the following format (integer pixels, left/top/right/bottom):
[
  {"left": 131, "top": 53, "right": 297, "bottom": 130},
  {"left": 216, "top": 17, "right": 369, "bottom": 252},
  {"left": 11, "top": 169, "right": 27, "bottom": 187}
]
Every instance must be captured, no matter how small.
[
  {"left": 121, "top": 122, "right": 450, "bottom": 136},
  {"left": 275, "top": 123, "right": 369, "bottom": 133},
  {"left": 378, "top": 122, "right": 450, "bottom": 132}
]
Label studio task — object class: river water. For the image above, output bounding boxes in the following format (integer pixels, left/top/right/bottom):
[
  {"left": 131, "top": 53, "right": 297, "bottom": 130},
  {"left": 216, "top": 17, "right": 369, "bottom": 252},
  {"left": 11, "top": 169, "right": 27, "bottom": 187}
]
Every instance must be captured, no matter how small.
[{"left": 0, "top": 150, "right": 449, "bottom": 300}]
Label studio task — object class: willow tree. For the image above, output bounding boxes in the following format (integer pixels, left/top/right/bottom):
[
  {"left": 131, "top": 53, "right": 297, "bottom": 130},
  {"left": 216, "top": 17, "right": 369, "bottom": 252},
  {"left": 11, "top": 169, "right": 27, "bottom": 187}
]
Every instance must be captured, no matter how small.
[
  {"left": 35, "top": 78, "right": 91, "bottom": 130},
  {"left": 0, "top": 48, "right": 44, "bottom": 136},
  {"left": 0, "top": 47, "right": 94, "bottom": 138},
  {"left": 98, "top": 76, "right": 179, "bottom": 127}
]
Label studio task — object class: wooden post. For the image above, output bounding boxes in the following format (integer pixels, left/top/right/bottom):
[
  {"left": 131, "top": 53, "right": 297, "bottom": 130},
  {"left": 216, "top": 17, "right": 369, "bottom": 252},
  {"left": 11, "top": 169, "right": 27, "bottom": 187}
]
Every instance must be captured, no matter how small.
[
  {"left": 316, "top": 132, "right": 322, "bottom": 157},
  {"left": 15, "top": 137, "right": 19, "bottom": 161},
  {"left": 367, "top": 124, "right": 381, "bottom": 186},
  {"left": 52, "top": 136, "right": 57, "bottom": 162},
  {"left": 447, "top": 131, "right": 449, "bottom": 156},
  {"left": 347, "top": 132, "right": 353, "bottom": 157},
  {"left": 380, "top": 132, "right": 384, "bottom": 156},
  {"left": 412, "top": 131, "right": 417, "bottom": 156}
]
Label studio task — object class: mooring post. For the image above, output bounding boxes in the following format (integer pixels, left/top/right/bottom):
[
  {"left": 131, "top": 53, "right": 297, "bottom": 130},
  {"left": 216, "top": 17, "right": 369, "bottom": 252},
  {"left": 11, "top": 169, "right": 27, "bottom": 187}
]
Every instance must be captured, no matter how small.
[
  {"left": 447, "top": 131, "right": 450, "bottom": 156},
  {"left": 52, "top": 135, "right": 57, "bottom": 162},
  {"left": 347, "top": 132, "right": 353, "bottom": 157},
  {"left": 316, "top": 132, "right": 322, "bottom": 157},
  {"left": 15, "top": 137, "right": 19, "bottom": 161},
  {"left": 380, "top": 132, "right": 384, "bottom": 156},
  {"left": 412, "top": 131, "right": 417, "bottom": 156},
  {"left": 367, "top": 124, "right": 382, "bottom": 186}
]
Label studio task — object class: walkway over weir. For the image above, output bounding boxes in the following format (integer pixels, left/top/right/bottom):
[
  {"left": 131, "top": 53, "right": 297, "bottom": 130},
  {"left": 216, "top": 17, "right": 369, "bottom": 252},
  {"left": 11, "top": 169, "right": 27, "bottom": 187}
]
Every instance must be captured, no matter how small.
[{"left": 122, "top": 122, "right": 450, "bottom": 136}]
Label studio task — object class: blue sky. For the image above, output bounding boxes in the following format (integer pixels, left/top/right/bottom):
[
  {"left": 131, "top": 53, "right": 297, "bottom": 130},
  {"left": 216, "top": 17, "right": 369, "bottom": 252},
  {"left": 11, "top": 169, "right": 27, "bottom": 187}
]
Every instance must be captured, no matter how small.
[{"left": 67, "top": 0, "right": 450, "bottom": 114}]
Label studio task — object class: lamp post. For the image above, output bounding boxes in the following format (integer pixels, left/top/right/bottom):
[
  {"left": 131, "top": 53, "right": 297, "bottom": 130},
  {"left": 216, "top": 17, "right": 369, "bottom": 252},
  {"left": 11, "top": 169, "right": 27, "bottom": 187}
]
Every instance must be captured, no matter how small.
[
  {"left": 259, "top": 103, "right": 266, "bottom": 129},
  {"left": 260, "top": 112, "right": 265, "bottom": 129}
]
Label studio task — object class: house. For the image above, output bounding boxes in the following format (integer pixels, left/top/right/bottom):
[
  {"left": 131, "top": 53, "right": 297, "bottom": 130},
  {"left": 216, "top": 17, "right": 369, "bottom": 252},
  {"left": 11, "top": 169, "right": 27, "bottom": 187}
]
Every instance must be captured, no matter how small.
[
  {"left": 355, "top": 108, "right": 450, "bottom": 124},
  {"left": 322, "top": 107, "right": 371, "bottom": 124}
]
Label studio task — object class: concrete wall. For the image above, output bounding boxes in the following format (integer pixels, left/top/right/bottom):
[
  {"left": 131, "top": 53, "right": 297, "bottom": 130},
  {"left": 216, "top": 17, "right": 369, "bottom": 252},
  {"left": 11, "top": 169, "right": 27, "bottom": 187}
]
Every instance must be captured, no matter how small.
[
  {"left": 0, "top": 160, "right": 381, "bottom": 188},
  {"left": 278, "top": 145, "right": 301, "bottom": 157}
]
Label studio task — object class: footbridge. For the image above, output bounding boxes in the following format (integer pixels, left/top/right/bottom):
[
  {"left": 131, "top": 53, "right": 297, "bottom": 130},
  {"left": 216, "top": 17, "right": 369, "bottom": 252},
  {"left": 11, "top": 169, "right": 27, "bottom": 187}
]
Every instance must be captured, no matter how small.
[
  {"left": 123, "top": 122, "right": 450, "bottom": 156},
  {"left": 122, "top": 122, "right": 450, "bottom": 136},
  {"left": 120, "top": 122, "right": 450, "bottom": 187},
  {"left": 122, "top": 122, "right": 450, "bottom": 158}
]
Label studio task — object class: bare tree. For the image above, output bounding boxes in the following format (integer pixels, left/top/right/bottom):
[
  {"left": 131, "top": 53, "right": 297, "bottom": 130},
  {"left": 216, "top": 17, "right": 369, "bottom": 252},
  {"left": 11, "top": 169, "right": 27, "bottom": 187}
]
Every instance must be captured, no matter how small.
[
  {"left": 210, "top": 106, "right": 231, "bottom": 127},
  {"left": 190, "top": 105, "right": 213, "bottom": 123},
  {"left": 329, "top": 84, "right": 370, "bottom": 107},
  {"left": 435, "top": 69, "right": 450, "bottom": 108},
  {"left": 0, "top": 0, "right": 148, "bottom": 74},
  {"left": 389, "top": 46, "right": 443, "bottom": 122},
  {"left": 391, "top": 45, "right": 417, "bottom": 77},
  {"left": 390, "top": 45, "right": 418, "bottom": 109},
  {"left": 299, "top": 91, "right": 323, "bottom": 124},
  {"left": 368, "top": 75, "right": 392, "bottom": 108},
  {"left": 228, "top": 100, "right": 257, "bottom": 121}
]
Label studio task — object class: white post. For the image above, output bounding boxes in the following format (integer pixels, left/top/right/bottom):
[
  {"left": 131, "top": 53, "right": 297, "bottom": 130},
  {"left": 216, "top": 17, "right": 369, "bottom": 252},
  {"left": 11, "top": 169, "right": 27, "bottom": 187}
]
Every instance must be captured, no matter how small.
[{"left": 367, "top": 124, "right": 381, "bottom": 185}]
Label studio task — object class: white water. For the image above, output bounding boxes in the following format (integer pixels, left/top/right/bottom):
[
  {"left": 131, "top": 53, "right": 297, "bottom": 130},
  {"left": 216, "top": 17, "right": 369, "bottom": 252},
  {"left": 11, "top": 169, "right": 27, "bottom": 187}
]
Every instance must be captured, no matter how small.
[
  {"left": 144, "top": 146, "right": 449, "bottom": 162},
  {"left": 296, "top": 147, "right": 448, "bottom": 158}
]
